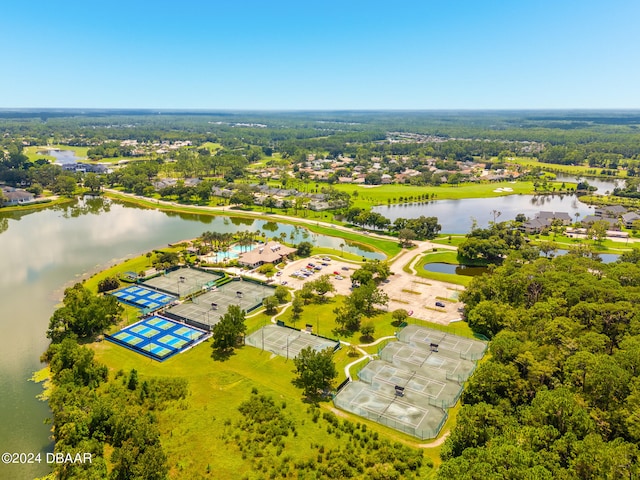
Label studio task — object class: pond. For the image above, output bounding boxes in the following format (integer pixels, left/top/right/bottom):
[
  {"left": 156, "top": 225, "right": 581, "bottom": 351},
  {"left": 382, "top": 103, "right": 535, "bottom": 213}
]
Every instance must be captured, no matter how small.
[
  {"left": 38, "top": 149, "right": 81, "bottom": 164},
  {"left": 423, "top": 262, "right": 489, "bottom": 276},
  {"left": 374, "top": 193, "right": 594, "bottom": 233},
  {"left": 555, "top": 174, "right": 626, "bottom": 195},
  {"left": 552, "top": 249, "right": 619, "bottom": 264},
  {"left": 423, "top": 250, "right": 620, "bottom": 278}
]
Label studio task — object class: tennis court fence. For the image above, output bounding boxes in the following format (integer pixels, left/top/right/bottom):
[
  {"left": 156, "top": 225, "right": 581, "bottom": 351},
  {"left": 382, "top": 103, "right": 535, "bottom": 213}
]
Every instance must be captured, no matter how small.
[
  {"left": 332, "top": 393, "right": 448, "bottom": 440},
  {"left": 160, "top": 311, "right": 213, "bottom": 332}
]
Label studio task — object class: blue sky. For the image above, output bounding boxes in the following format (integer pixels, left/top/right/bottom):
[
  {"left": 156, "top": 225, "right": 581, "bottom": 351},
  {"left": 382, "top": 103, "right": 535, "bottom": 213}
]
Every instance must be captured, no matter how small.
[{"left": 1, "top": 0, "right": 638, "bottom": 109}]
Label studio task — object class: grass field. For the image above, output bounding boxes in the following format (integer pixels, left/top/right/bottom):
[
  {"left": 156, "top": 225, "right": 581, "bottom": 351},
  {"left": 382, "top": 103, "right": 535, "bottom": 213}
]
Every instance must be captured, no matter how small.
[
  {"left": 91, "top": 330, "right": 441, "bottom": 478},
  {"left": 530, "top": 232, "right": 633, "bottom": 253},
  {"left": 331, "top": 180, "right": 569, "bottom": 209},
  {"left": 200, "top": 142, "right": 223, "bottom": 154},
  {"left": 25, "top": 144, "right": 89, "bottom": 162},
  {"left": 24, "top": 144, "right": 160, "bottom": 165},
  {"left": 431, "top": 235, "right": 467, "bottom": 247},
  {"left": 579, "top": 194, "right": 640, "bottom": 209},
  {"left": 504, "top": 156, "right": 626, "bottom": 178}
]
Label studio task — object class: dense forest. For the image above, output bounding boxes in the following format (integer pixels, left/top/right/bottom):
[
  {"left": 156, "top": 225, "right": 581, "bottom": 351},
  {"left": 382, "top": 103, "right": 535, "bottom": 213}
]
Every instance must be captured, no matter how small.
[
  {"left": 438, "top": 248, "right": 640, "bottom": 478},
  {"left": 2, "top": 110, "right": 640, "bottom": 162}
]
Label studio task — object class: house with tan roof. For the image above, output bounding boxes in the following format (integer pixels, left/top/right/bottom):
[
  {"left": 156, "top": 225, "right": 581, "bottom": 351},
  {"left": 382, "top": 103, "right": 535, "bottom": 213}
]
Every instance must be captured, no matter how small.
[{"left": 237, "top": 242, "right": 296, "bottom": 269}]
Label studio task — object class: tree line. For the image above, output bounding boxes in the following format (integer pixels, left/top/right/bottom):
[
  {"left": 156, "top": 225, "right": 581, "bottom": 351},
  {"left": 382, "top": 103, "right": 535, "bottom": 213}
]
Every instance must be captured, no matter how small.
[{"left": 438, "top": 247, "right": 640, "bottom": 478}]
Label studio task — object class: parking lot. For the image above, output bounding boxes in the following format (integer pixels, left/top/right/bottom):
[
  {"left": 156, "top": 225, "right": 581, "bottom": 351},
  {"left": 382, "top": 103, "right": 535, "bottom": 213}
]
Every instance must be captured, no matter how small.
[
  {"left": 275, "top": 255, "right": 356, "bottom": 297},
  {"left": 274, "top": 254, "right": 463, "bottom": 324}
]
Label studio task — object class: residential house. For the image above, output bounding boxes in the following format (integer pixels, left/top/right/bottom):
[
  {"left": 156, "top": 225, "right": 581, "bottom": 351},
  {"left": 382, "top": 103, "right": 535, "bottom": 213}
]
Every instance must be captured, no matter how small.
[
  {"left": 537, "top": 211, "right": 573, "bottom": 225},
  {"left": 595, "top": 205, "right": 627, "bottom": 218},
  {"left": 380, "top": 174, "right": 393, "bottom": 184},
  {"left": 1, "top": 187, "right": 35, "bottom": 206},
  {"left": 622, "top": 212, "right": 640, "bottom": 229},
  {"left": 519, "top": 211, "right": 573, "bottom": 234},
  {"left": 520, "top": 218, "right": 549, "bottom": 234},
  {"left": 581, "top": 215, "right": 620, "bottom": 231},
  {"left": 308, "top": 200, "right": 331, "bottom": 211}
]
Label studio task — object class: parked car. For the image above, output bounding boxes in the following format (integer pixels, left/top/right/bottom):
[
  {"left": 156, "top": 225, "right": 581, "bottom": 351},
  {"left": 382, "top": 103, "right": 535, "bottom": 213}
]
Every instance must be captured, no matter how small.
[
  {"left": 335, "top": 275, "right": 344, "bottom": 280},
  {"left": 333, "top": 271, "right": 340, "bottom": 275},
  {"left": 435, "top": 301, "right": 446, "bottom": 308},
  {"left": 341, "top": 266, "right": 349, "bottom": 271},
  {"left": 276, "top": 271, "right": 282, "bottom": 276}
]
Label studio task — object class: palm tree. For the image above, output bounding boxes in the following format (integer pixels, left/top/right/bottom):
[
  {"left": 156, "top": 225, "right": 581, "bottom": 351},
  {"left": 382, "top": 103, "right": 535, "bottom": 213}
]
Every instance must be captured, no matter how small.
[{"left": 339, "top": 242, "right": 345, "bottom": 257}]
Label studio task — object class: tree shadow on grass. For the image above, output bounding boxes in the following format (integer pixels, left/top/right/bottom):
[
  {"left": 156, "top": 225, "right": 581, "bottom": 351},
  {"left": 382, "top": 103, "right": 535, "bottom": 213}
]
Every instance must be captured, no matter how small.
[
  {"left": 300, "top": 393, "right": 334, "bottom": 405},
  {"left": 211, "top": 347, "right": 236, "bottom": 362},
  {"left": 391, "top": 320, "right": 407, "bottom": 328}
]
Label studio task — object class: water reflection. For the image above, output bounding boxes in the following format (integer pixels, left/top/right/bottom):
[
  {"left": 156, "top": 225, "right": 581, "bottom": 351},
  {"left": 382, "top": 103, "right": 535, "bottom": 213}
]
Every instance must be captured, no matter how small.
[
  {"left": 552, "top": 249, "right": 619, "bottom": 264},
  {"left": 555, "top": 174, "right": 626, "bottom": 194},
  {"left": 373, "top": 194, "right": 593, "bottom": 233},
  {"left": 423, "top": 251, "right": 620, "bottom": 278},
  {"left": 60, "top": 196, "right": 111, "bottom": 218},
  {"left": 230, "top": 216, "right": 254, "bottom": 226},
  {"left": 38, "top": 149, "right": 80, "bottom": 164},
  {"left": 423, "top": 262, "right": 488, "bottom": 276}
]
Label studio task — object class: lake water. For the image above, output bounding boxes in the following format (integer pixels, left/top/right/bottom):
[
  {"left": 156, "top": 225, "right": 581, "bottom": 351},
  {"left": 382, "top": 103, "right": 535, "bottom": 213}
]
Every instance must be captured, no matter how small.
[
  {"left": 424, "top": 251, "right": 620, "bottom": 276},
  {"left": 0, "top": 198, "right": 381, "bottom": 478},
  {"left": 374, "top": 193, "right": 594, "bottom": 233},
  {"left": 555, "top": 174, "right": 625, "bottom": 195},
  {"left": 38, "top": 149, "right": 81, "bottom": 165}
]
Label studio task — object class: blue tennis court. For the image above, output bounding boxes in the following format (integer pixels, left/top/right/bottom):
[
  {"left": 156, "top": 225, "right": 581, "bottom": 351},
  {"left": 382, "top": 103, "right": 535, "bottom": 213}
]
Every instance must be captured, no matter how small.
[
  {"left": 106, "top": 315, "right": 209, "bottom": 361},
  {"left": 110, "top": 285, "right": 176, "bottom": 311}
]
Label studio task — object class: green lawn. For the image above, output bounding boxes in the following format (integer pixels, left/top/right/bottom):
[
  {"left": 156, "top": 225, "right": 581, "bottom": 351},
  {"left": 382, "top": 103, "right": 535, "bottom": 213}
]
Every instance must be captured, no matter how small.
[
  {"left": 92, "top": 329, "right": 439, "bottom": 478},
  {"left": 531, "top": 232, "right": 633, "bottom": 253},
  {"left": 24, "top": 144, "right": 89, "bottom": 162},
  {"left": 275, "top": 295, "right": 398, "bottom": 347},
  {"left": 431, "top": 235, "right": 467, "bottom": 247},
  {"left": 504, "top": 156, "right": 626, "bottom": 178},
  {"left": 579, "top": 194, "right": 640, "bottom": 209},
  {"left": 200, "top": 142, "right": 223, "bottom": 153},
  {"left": 331, "top": 180, "right": 570, "bottom": 209}
]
